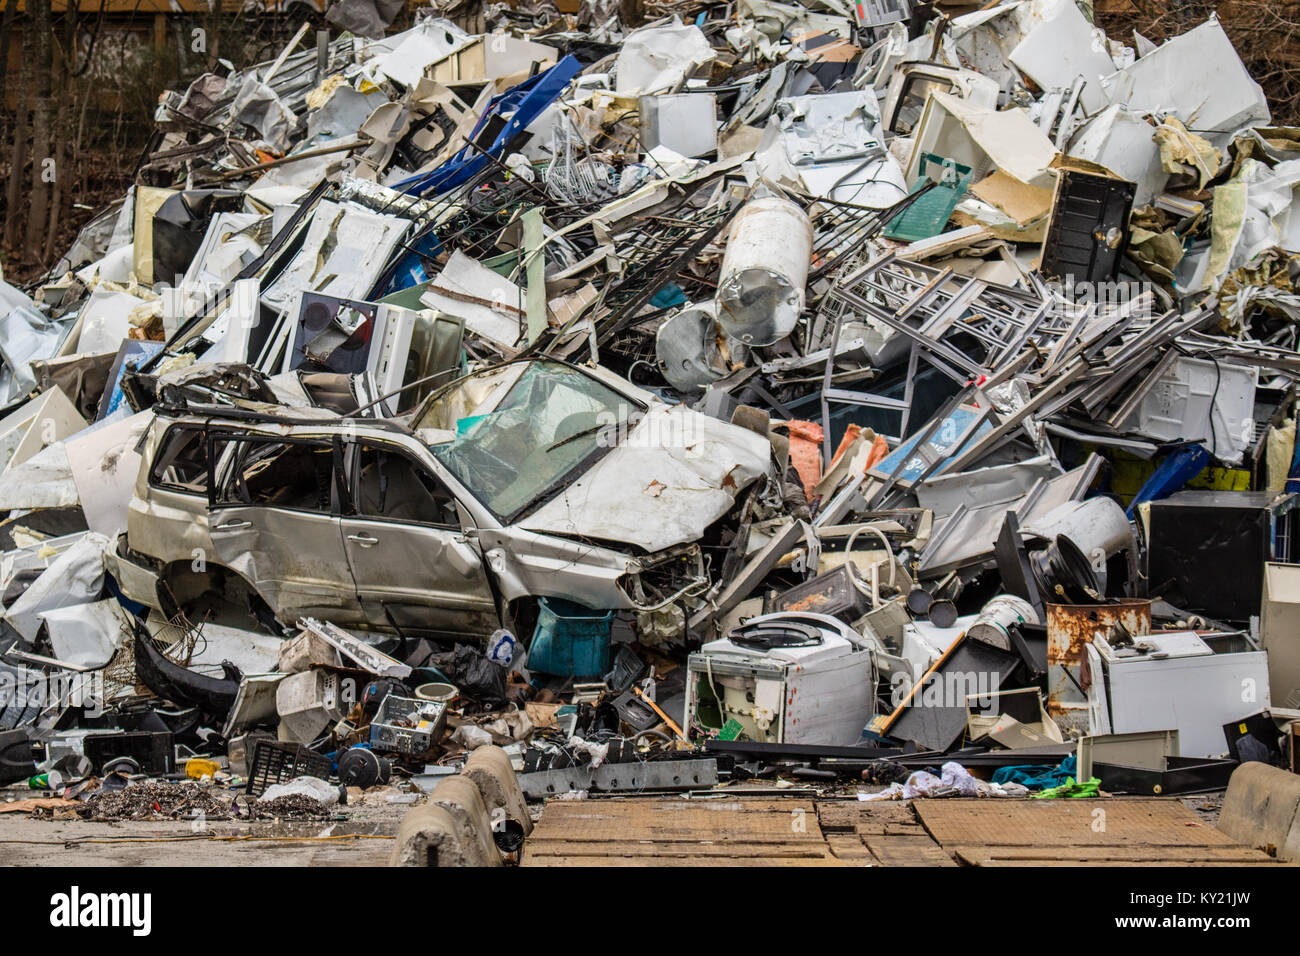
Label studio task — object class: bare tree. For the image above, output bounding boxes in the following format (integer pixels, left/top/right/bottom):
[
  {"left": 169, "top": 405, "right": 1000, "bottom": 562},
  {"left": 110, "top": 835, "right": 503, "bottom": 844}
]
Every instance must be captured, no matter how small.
[
  {"left": 44, "top": 1, "right": 80, "bottom": 264},
  {"left": 25, "top": 0, "right": 53, "bottom": 260},
  {"left": 4, "top": 51, "right": 29, "bottom": 254},
  {"left": 0, "top": 2, "right": 17, "bottom": 134}
]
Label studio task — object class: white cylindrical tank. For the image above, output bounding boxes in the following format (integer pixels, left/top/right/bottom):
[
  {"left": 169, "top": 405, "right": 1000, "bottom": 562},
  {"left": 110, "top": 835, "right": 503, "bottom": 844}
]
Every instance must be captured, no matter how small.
[
  {"left": 655, "top": 301, "right": 742, "bottom": 393},
  {"left": 715, "top": 195, "right": 813, "bottom": 346}
]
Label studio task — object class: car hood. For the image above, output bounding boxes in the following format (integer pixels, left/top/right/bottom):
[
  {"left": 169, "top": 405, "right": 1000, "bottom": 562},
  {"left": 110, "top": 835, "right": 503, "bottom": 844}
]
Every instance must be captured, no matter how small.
[{"left": 515, "top": 403, "right": 771, "bottom": 552}]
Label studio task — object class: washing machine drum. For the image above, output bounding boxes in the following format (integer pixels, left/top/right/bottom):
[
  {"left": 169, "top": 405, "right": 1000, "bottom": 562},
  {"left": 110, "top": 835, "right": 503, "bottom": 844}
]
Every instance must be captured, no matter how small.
[{"left": 728, "top": 619, "right": 826, "bottom": 652}]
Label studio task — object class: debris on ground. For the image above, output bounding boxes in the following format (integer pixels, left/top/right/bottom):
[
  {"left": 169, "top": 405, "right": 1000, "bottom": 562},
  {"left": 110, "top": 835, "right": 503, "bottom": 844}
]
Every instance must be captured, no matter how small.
[{"left": 79, "top": 782, "right": 232, "bottom": 821}]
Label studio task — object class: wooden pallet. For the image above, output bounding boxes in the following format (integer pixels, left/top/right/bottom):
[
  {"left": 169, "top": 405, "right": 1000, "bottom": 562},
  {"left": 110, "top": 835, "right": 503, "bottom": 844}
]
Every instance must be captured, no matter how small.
[
  {"left": 817, "top": 800, "right": 957, "bottom": 866},
  {"left": 914, "top": 798, "right": 1283, "bottom": 866},
  {"left": 521, "top": 797, "right": 845, "bottom": 866}
]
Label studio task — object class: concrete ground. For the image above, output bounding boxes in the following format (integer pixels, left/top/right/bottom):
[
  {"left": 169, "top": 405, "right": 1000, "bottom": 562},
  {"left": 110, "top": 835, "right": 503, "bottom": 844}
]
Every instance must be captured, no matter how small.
[
  {"left": 0, "top": 780, "right": 413, "bottom": 865},
  {"left": 0, "top": 803, "right": 405, "bottom": 866}
]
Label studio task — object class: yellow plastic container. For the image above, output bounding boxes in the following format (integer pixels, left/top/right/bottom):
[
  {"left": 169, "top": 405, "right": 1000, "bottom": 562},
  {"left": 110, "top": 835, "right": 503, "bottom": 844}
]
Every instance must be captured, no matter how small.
[{"left": 185, "top": 758, "right": 221, "bottom": 780}]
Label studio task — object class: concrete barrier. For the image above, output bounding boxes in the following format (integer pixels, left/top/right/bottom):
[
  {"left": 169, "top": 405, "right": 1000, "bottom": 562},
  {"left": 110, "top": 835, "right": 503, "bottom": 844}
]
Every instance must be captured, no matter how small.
[
  {"left": 1217, "top": 761, "right": 1300, "bottom": 860},
  {"left": 464, "top": 744, "right": 534, "bottom": 837},
  {"left": 427, "top": 774, "right": 503, "bottom": 867},
  {"left": 389, "top": 804, "right": 476, "bottom": 867},
  {"left": 390, "top": 745, "right": 534, "bottom": 865}
]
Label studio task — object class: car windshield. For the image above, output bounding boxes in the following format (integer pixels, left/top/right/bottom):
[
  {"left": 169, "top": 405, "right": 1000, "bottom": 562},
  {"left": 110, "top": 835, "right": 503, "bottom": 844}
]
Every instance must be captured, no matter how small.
[{"left": 430, "top": 362, "right": 633, "bottom": 522}]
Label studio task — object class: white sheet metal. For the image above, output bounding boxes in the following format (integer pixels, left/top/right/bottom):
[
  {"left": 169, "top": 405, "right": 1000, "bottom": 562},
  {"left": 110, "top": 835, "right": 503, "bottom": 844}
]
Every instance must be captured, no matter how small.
[
  {"left": 615, "top": 21, "right": 716, "bottom": 96},
  {"left": 420, "top": 250, "right": 524, "bottom": 352},
  {"left": 1066, "top": 103, "right": 1169, "bottom": 206},
  {"left": 259, "top": 199, "right": 410, "bottom": 328},
  {"left": 39, "top": 599, "right": 127, "bottom": 669},
  {"left": 1009, "top": 0, "right": 1117, "bottom": 113},
  {"left": 0, "top": 439, "right": 79, "bottom": 510},
  {"left": 74, "top": 287, "right": 147, "bottom": 355},
  {"left": 3, "top": 532, "right": 108, "bottom": 642},
  {"left": 145, "top": 610, "right": 284, "bottom": 677},
  {"left": 1100, "top": 16, "right": 1270, "bottom": 146},
  {"left": 1120, "top": 356, "right": 1257, "bottom": 465},
  {"left": 0, "top": 386, "right": 87, "bottom": 480},
  {"left": 66, "top": 410, "right": 152, "bottom": 538},
  {"left": 519, "top": 403, "right": 770, "bottom": 552},
  {"left": 908, "top": 91, "right": 1059, "bottom": 189}
]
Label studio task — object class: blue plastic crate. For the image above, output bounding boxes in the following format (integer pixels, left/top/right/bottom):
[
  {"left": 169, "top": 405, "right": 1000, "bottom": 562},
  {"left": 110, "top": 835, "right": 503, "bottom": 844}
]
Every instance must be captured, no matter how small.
[{"left": 529, "top": 597, "right": 615, "bottom": 677}]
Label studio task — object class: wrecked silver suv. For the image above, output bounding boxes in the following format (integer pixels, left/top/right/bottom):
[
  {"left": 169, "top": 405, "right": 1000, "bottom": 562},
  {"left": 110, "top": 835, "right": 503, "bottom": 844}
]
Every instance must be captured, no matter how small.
[{"left": 114, "top": 359, "right": 773, "bottom": 641}]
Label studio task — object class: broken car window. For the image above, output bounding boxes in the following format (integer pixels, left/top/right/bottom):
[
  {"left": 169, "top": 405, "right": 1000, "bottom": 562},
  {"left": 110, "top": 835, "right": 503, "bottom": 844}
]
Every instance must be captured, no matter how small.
[
  {"left": 149, "top": 425, "right": 209, "bottom": 495},
  {"left": 430, "top": 362, "right": 631, "bottom": 522},
  {"left": 213, "top": 437, "right": 336, "bottom": 513},
  {"left": 352, "top": 443, "right": 459, "bottom": 528}
]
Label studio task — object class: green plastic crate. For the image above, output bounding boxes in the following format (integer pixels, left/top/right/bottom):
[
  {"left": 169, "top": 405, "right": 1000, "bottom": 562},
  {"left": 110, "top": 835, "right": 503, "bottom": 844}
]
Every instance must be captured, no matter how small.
[{"left": 883, "top": 153, "right": 974, "bottom": 242}]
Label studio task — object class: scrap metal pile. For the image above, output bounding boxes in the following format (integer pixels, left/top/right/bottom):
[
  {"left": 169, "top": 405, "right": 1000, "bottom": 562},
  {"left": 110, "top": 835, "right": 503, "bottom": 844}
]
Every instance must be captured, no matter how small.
[{"left": 3, "top": 0, "right": 1300, "bottom": 822}]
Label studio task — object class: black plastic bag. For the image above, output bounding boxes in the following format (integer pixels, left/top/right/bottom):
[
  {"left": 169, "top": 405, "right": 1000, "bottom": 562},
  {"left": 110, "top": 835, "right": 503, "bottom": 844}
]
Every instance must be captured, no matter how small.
[{"left": 429, "top": 644, "right": 507, "bottom": 704}]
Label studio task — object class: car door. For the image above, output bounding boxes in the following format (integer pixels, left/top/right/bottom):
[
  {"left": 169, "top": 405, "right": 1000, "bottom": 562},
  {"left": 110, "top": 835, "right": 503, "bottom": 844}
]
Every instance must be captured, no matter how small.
[
  {"left": 206, "top": 432, "right": 365, "bottom": 626},
  {"left": 340, "top": 439, "right": 498, "bottom": 638}
]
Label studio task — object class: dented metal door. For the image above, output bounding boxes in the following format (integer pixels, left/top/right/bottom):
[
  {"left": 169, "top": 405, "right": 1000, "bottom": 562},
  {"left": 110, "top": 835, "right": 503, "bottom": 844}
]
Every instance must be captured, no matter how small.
[
  {"left": 207, "top": 433, "right": 366, "bottom": 626},
  {"left": 340, "top": 440, "right": 498, "bottom": 638}
]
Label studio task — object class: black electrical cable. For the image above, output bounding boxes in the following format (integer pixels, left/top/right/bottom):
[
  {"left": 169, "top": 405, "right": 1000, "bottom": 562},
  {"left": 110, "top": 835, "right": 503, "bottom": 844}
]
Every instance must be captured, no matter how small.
[{"left": 1171, "top": 341, "right": 1226, "bottom": 455}]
